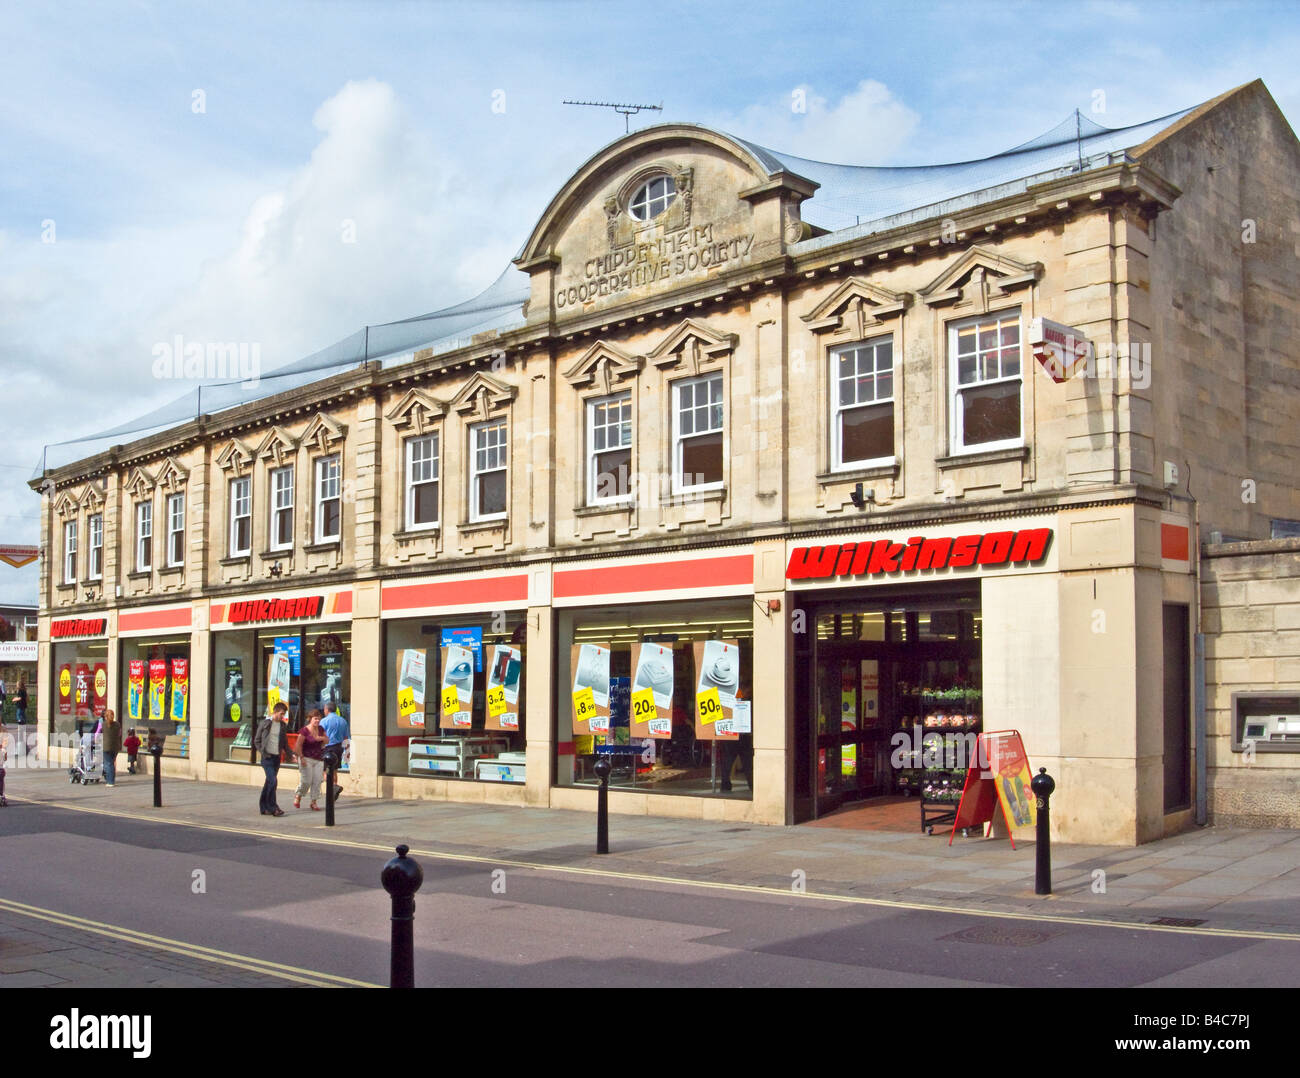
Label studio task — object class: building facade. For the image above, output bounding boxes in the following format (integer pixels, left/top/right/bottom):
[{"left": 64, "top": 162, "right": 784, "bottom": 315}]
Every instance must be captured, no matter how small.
[{"left": 33, "top": 81, "right": 1300, "bottom": 844}]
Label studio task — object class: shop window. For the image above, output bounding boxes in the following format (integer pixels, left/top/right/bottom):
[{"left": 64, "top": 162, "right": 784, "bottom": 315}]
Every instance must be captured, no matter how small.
[
  {"left": 384, "top": 612, "right": 526, "bottom": 782},
  {"left": 949, "top": 311, "right": 1022, "bottom": 453},
  {"left": 587, "top": 393, "right": 632, "bottom": 505},
  {"left": 118, "top": 635, "right": 192, "bottom": 758},
  {"left": 229, "top": 478, "right": 251, "bottom": 557},
  {"left": 556, "top": 600, "right": 754, "bottom": 799},
  {"left": 165, "top": 493, "right": 185, "bottom": 567},
  {"left": 63, "top": 520, "right": 77, "bottom": 584},
  {"left": 469, "top": 420, "right": 507, "bottom": 522},
  {"left": 51, "top": 638, "right": 108, "bottom": 746},
  {"left": 88, "top": 514, "right": 102, "bottom": 580},
  {"left": 135, "top": 501, "right": 152, "bottom": 571},
  {"left": 831, "top": 337, "right": 895, "bottom": 469},
  {"left": 314, "top": 455, "right": 341, "bottom": 542},
  {"left": 628, "top": 175, "right": 676, "bottom": 221},
  {"left": 269, "top": 465, "right": 294, "bottom": 550},
  {"left": 405, "top": 433, "right": 439, "bottom": 530},
  {"left": 672, "top": 373, "right": 724, "bottom": 493}
]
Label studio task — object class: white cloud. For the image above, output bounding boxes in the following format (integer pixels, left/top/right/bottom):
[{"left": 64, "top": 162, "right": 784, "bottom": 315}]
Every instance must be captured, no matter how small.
[{"left": 717, "top": 79, "right": 921, "bottom": 163}]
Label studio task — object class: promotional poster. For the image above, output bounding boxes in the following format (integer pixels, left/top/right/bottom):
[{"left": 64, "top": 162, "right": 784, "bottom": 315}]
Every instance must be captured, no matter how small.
[
  {"left": 170, "top": 658, "right": 189, "bottom": 723},
  {"left": 692, "top": 640, "right": 740, "bottom": 741},
  {"left": 485, "top": 644, "right": 521, "bottom": 731},
  {"left": 440, "top": 644, "right": 474, "bottom": 729},
  {"left": 148, "top": 659, "right": 167, "bottom": 723},
  {"left": 570, "top": 642, "right": 611, "bottom": 736},
  {"left": 127, "top": 660, "right": 145, "bottom": 722},
  {"left": 630, "top": 642, "right": 674, "bottom": 738},
  {"left": 396, "top": 648, "right": 427, "bottom": 729},
  {"left": 224, "top": 658, "right": 244, "bottom": 724},
  {"left": 92, "top": 662, "right": 108, "bottom": 719}
]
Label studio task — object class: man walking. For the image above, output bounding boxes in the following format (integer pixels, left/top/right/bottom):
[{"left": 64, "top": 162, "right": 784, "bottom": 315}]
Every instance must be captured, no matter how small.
[
  {"left": 254, "top": 701, "right": 296, "bottom": 817},
  {"left": 320, "top": 702, "right": 349, "bottom": 802}
]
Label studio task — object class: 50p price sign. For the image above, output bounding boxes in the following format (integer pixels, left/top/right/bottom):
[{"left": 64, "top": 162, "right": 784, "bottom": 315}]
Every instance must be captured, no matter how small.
[{"left": 696, "top": 687, "right": 722, "bottom": 725}]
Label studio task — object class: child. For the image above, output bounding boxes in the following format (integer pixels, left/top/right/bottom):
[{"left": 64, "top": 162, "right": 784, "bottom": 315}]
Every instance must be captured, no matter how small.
[
  {"left": 124, "top": 728, "right": 141, "bottom": 774},
  {"left": 0, "top": 721, "right": 11, "bottom": 806}
]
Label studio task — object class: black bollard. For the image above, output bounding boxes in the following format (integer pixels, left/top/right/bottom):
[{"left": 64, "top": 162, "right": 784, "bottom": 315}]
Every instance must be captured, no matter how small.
[
  {"left": 594, "top": 756, "right": 611, "bottom": 855},
  {"left": 1031, "top": 767, "right": 1055, "bottom": 895},
  {"left": 150, "top": 744, "right": 163, "bottom": 808},
  {"left": 324, "top": 754, "right": 337, "bottom": 828},
  {"left": 380, "top": 844, "right": 423, "bottom": 989}
]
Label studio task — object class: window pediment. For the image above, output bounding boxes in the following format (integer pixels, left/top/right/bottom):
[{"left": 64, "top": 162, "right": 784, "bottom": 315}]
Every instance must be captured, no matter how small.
[
  {"left": 53, "top": 491, "right": 80, "bottom": 519},
  {"left": 156, "top": 456, "right": 190, "bottom": 492},
  {"left": 803, "top": 278, "right": 909, "bottom": 335},
  {"left": 386, "top": 388, "right": 448, "bottom": 435},
  {"left": 562, "top": 340, "right": 644, "bottom": 393},
  {"left": 918, "top": 246, "right": 1042, "bottom": 311},
  {"left": 301, "top": 413, "right": 347, "bottom": 454},
  {"left": 215, "top": 439, "right": 254, "bottom": 476},
  {"left": 123, "top": 466, "right": 156, "bottom": 499},
  {"left": 255, "top": 425, "right": 300, "bottom": 467},
  {"left": 647, "top": 318, "right": 737, "bottom": 374},
  {"left": 450, "top": 372, "right": 517, "bottom": 421},
  {"left": 77, "top": 484, "right": 105, "bottom": 513}
]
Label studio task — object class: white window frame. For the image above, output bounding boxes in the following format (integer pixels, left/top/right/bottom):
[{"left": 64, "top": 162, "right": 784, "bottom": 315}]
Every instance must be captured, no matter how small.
[
  {"left": 404, "top": 434, "right": 440, "bottom": 531},
  {"left": 831, "top": 337, "right": 896, "bottom": 471},
  {"left": 586, "top": 393, "right": 633, "bottom": 506},
  {"left": 135, "top": 501, "right": 153, "bottom": 572},
  {"left": 87, "top": 513, "right": 102, "bottom": 580},
  {"left": 229, "top": 478, "right": 251, "bottom": 558},
  {"left": 165, "top": 492, "right": 185, "bottom": 568},
  {"left": 671, "top": 373, "right": 725, "bottom": 495},
  {"left": 63, "top": 520, "right": 77, "bottom": 584},
  {"left": 469, "top": 420, "right": 508, "bottom": 523},
  {"left": 948, "top": 311, "right": 1024, "bottom": 455},
  {"left": 269, "top": 465, "right": 294, "bottom": 551},
  {"left": 314, "top": 455, "right": 341, "bottom": 543},
  {"left": 629, "top": 175, "right": 676, "bottom": 221}
]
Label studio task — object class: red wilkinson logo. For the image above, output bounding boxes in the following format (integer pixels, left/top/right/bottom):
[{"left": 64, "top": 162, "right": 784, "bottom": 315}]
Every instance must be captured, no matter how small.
[{"left": 786, "top": 528, "right": 1052, "bottom": 580}]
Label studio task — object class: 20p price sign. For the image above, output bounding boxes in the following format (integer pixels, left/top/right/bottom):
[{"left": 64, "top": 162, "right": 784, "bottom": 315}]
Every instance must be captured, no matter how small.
[
  {"left": 487, "top": 685, "right": 508, "bottom": 717},
  {"left": 631, "top": 687, "right": 656, "bottom": 725},
  {"left": 696, "top": 687, "right": 722, "bottom": 725}
]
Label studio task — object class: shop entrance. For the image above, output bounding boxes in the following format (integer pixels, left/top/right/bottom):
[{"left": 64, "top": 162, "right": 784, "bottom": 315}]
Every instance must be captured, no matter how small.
[{"left": 799, "top": 590, "right": 982, "bottom": 827}]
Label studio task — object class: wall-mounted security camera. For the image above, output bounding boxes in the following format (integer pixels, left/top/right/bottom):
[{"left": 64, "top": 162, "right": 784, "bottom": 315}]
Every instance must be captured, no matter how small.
[{"left": 849, "top": 483, "right": 875, "bottom": 510}]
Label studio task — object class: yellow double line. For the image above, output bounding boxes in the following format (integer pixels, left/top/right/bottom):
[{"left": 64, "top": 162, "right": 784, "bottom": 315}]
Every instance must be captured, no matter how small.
[
  {"left": 12, "top": 792, "right": 1300, "bottom": 944},
  {"left": 0, "top": 896, "right": 378, "bottom": 988}
]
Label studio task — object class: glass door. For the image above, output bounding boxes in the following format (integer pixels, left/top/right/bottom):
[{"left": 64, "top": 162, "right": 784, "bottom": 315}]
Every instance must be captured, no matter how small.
[{"left": 814, "top": 645, "right": 893, "bottom": 815}]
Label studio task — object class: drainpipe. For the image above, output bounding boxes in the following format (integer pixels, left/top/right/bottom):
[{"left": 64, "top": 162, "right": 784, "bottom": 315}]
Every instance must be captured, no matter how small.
[{"left": 1189, "top": 469, "right": 1207, "bottom": 826}]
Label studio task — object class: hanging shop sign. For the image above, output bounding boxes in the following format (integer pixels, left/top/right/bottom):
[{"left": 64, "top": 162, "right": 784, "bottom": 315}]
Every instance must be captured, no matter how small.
[
  {"left": 58, "top": 663, "right": 73, "bottom": 715},
  {"left": 266, "top": 651, "right": 291, "bottom": 714},
  {"left": 441, "top": 627, "right": 484, "bottom": 673},
  {"left": 949, "top": 729, "right": 1037, "bottom": 848},
  {"left": 0, "top": 544, "right": 39, "bottom": 568},
  {"left": 787, "top": 528, "right": 1053, "bottom": 581},
  {"left": 693, "top": 640, "right": 740, "bottom": 741},
  {"left": 440, "top": 643, "right": 475, "bottom": 729},
  {"left": 630, "top": 642, "right": 674, "bottom": 739},
  {"left": 571, "top": 643, "right": 611, "bottom": 736},
  {"left": 51, "top": 617, "right": 107, "bottom": 638},
  {"left": 148, "top": 659, "right": 167, "bottom": 722},
  {"left": 127, "top": 660, "right": 146, "bottom": 722},
  {"left": 1028, "top": 317, "right": 1091, "bottom": 383},
  {"left": 224, "top": 658, "right": 244, "bottom": 724},
  {"left": 227, "top": 596, "right": 323, "bottom": 624},
  {"left": 170, "top": 658, "right": 189, "bottom": 723},
  {"left": 485, "top": 644, "right": 522, "bottom": 732},
  {"left": 92, "top": 663, "right": 108, "bottom": 718},
  {"left": 0, "top": 642, "right": 37, "bottom": 662},
  {"left": 396, "top": 648, "right": 427, "bottom": 729}
]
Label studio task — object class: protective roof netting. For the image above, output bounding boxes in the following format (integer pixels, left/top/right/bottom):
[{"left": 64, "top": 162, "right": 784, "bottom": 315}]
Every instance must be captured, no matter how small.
[
  {"left": 39, "top": 265, "right": 529, "bottom": 474},
  {"left": 737, "top": 106, "right": 1193, "bottom": 234},
  {"left": 39, "top": 105, "right": 1193, "bottom": 476}
]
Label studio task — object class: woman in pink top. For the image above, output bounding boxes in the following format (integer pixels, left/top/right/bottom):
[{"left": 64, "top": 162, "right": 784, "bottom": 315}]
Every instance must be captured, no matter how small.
[{"left": 294, "top": 709, "right": 328, "bottom": 811}]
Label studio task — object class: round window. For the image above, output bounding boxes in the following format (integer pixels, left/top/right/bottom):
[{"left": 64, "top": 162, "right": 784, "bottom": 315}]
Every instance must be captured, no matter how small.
[{"left": 628, "top": 175, "right": 677, "bottom": 221}]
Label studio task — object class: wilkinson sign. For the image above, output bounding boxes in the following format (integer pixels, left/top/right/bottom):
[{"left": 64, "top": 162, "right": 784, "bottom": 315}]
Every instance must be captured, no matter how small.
[
  {"left": 227, "top": 595, "right": 323, "bottom": 624},
  {"left": 787, "top": 528, "right": 1052, "bottom": 581},
  {"left": 51, "top": 618, "right": 107, "bottom": 638}
]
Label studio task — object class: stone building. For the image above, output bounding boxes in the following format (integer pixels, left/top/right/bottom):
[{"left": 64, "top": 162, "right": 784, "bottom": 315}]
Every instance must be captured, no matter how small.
[{"left": 33, "top": 79, "right": 1300, "bottom": 844}]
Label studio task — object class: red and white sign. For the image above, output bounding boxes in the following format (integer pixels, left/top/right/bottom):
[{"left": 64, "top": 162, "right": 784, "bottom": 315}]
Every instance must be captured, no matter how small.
[
  {"left": 1029, "top": 317, "right": 1090, "bottom": 383},
  {"left": 787, "top": 528, "right": 1052, "bottom": 581},
  {"left": 51, "top": 617, "right": 107, "bottom": 638}
]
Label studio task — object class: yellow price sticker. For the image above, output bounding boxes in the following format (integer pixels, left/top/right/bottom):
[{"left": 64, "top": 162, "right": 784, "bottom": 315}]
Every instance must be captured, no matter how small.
[
  {"left": 487, "top": 685, "right": 507, "bottom": 717},
  {"left": 696, "top": 687, "right": 722, "bottom": 724},
  {"left": 441, "top": 685, "right": 461, "bottom": 716},
  {"left": 572, "top": 686, "right": 596, "bottom": 723},
  {"left": 267, "top": 687, "right": 281, "bottom": 711},
  {"left": 230, "top": 703, "right": 241, "bottom": 724},
  {"left": 397, "top": 686, "right": 416, "bottom": 717},
  {"left": 631, "top": 687, "right": 657, "bottom": 725}
]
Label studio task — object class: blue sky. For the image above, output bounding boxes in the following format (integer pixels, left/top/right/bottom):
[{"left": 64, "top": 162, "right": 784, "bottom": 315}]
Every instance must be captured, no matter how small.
[{"left": 2, "top": 0, "right": 1298, "bottom": 603}]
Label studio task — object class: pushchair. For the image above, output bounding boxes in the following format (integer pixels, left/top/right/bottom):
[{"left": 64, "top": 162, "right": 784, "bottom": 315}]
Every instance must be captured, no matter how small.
[{"left": 69, "top": 732, "right": 103, "bottom": 785}]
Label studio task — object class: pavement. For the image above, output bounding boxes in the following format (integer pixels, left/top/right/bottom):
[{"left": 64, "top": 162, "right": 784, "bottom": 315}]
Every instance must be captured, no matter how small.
[{"left": 6, "top": 763, "right": 1300, "bottom": 945}]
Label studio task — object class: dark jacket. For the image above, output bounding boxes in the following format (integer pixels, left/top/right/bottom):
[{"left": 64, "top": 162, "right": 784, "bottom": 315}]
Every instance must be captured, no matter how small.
[
  {"left": 102, "top": 720, "right": 123, "bottom": 755},
  {"left": 254, "top": 717, "right": 294, "bottom": 759}
]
